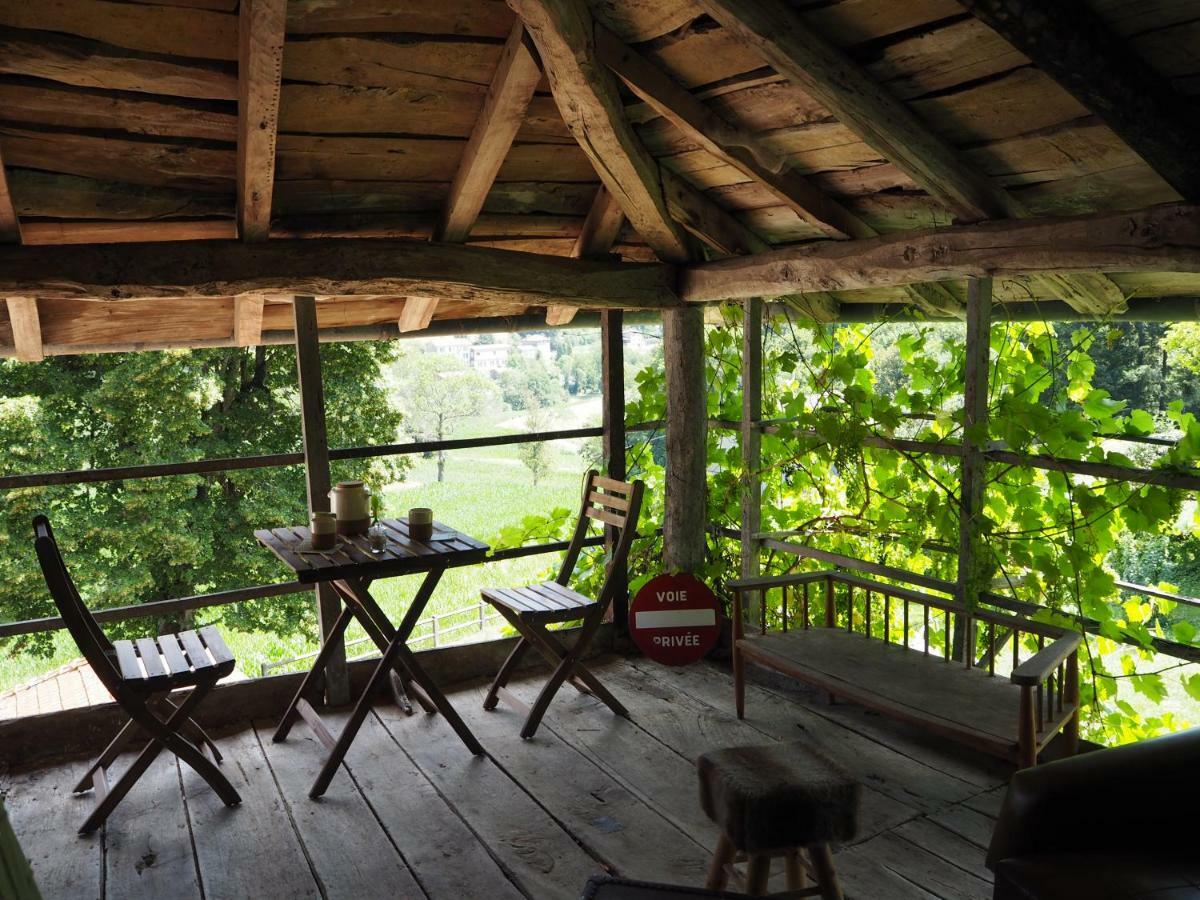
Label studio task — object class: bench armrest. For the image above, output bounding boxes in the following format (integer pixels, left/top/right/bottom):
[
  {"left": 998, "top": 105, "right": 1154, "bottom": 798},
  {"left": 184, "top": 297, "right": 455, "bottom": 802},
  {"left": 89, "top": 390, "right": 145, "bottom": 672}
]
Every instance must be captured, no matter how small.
[
  {"left": 727, "top": 572, "right": 829, "bottom": 594},
  {"left": 1011, "top": 632, "right": 1081, "bottom": 686}
]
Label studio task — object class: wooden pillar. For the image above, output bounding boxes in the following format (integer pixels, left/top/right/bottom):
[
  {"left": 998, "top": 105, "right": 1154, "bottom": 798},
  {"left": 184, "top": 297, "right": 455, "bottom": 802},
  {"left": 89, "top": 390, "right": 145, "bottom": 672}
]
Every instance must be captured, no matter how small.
[
  {"left": 662, "top": 307, "right": 707, "bottom": 574},
  {"left": 601, "top": 310, "right": 630, "bottom": 631},
  {"left": 740, "top": 298, "right": 763, "bottom": 629},
  {"left": 293, "top": 296, "right": 350, "bottom": 705},
  {"left": 955, "top": 276, "right": 992, "bottom": 661}
]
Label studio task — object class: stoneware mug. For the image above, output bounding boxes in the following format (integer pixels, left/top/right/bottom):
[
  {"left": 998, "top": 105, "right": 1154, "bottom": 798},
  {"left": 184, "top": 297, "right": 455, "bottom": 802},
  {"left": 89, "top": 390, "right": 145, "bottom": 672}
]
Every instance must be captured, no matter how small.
[{"left": 409, "top": 507, "right": 434, "bottom": 543}]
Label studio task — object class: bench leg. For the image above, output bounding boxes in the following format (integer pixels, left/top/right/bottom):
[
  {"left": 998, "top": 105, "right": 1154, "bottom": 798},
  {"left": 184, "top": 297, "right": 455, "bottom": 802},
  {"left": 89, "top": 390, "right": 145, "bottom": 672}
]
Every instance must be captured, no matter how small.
[
  {"left": 733, "top": 642, "right": 745, "bottom": 719},
  {"left": 809, "top": 843, "right": 843, "bottom": 900},
  {"left": 785, "top": 849, "right": 807, "bottom": 890},
  {"left": 745, "top": 854, "right": 771, "bottom": 895},
  {"left": 706, "top": 834, "right": 735, "bottom": 890}
]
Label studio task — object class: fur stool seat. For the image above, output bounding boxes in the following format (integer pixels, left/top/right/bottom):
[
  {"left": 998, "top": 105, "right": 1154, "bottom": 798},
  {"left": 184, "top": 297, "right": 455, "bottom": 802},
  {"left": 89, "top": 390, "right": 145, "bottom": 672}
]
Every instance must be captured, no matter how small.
[{"left": 696, "top": 742, "right": 860, "bottom": 898}]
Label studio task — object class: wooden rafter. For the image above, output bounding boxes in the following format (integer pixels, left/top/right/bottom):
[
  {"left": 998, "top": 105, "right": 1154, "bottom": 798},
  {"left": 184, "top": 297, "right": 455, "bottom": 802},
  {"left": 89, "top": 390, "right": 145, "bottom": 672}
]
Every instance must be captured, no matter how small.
[
  {"left": 680, "top": 203, "right": 1200, "bottom": 303},
  {"left": 427, "top": 22, "right": 544, "bottom": 332},
  {"left": 232, "top": 294, "right": 265, "bottom": 346},
  {"left": 236, "top": 0, "right": 286, "bottom": 241},
  {"left": 438, "top": 23, "right": 543, "bottom": 244},
  {"left": 957, "top": 0, "right": 1200, "bottom": 204},
  {"left": 0, "top": 150, "right": 20, "bottom": 243},
  {"left": 698, "top": 0, "right": 1127, "bottom": 315},
  {"left": 507, "top": 0, "right": 693, "bottom": 265},
  {"left": 6, "top": 297, "right": 43, "bottom": 361},
  {"left": 398, "top": 297, "right": 439, "bottom": 333},
  {"left": 595, "top": 24, "right": 869, "bottom": 242},
  {"left": 0, "top": 239, "right": 679, "bottom": 309},
  {"left": 547, "top": 186, "right": 625, "bottom": 325}
]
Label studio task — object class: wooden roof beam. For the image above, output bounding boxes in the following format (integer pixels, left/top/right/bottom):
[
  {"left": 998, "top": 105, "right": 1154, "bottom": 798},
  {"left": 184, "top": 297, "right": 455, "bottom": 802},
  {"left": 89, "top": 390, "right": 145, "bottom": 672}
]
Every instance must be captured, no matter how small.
[
  {"left": 957, "top": 0, "right": 1200, "bottom": 204},
  {"left": 547, "top": 186, "right": 625, "bottom": 325},
  {"left": 232, "top": 294, "right": 265, "bottom": 346},
  {"left": 236, "top": 0, "right": 286, "bottom": 241},
  {"left": 595, "top": 24, "right": 870, "bottom": 242},
  {"left": 680, "top": 203, "right": 1200, "bottom": 304},
  {"left": 698, "top": 0, "right": 1126, "bottom": 315},
  {"left": 0, "top": 239, "right": 679, "bottom": 310},
  {"left": 398, "top": 297, "right": 439, "bottom": 333},
  {"left": 508, "top": 0, "right": 694, "bottom": 265},
  {"left": 6, "top": 297, "right": 42, "bottom": 361},
  {"left": 0, "top": 150, "right": 21, "bottom": 243}
]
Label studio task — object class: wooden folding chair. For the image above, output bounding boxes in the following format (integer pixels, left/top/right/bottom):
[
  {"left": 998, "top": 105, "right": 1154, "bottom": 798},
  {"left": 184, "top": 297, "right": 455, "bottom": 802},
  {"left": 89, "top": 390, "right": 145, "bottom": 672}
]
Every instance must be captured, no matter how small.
[
  {"left": 32, "top": 516, "right": 241, "bottom": 834},
  {"left": 481, "top": 470, "right": 644, "bottom": 738}
]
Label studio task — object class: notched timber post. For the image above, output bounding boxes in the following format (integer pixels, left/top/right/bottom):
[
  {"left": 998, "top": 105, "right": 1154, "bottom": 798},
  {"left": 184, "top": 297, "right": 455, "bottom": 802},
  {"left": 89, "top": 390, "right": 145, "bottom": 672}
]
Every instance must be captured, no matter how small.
[
  {"left": 662, "top": 306, "right": 708, "bottom": 575},
  {"left": 740, "top": 297, "right": 763, "bottom": 631},
  {"left": 955, "top": 276, "right": 992, "bottom": 662},
  {"left": 292, "top": 295, "right": 349, "bottom": 706},
  {"left": 601, "top": 310, "right": 629, "bottom": 632}
]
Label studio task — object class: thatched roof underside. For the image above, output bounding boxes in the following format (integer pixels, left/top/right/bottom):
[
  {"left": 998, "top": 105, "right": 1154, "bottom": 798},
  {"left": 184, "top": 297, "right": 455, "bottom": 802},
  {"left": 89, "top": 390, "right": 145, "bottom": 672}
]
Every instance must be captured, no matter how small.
[{"left": 1, "top": 0, "right": 1200, "bottom": 355}]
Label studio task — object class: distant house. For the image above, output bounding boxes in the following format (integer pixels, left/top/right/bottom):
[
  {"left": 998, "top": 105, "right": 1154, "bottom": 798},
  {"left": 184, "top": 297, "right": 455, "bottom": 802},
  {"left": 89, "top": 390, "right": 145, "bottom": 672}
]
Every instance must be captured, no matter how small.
[
  {"left": 516, "top": 334, "right": 553, "bottom": 363},
  {"left": 469, "top": 342, "right": 510, "bottom": 375}
]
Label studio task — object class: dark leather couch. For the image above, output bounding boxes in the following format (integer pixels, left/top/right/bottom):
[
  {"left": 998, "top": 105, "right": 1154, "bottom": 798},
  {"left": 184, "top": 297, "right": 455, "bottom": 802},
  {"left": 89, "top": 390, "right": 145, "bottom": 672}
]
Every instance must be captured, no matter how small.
[{"left": 987, "top": 727, "right": 1200, "bottom": 899}]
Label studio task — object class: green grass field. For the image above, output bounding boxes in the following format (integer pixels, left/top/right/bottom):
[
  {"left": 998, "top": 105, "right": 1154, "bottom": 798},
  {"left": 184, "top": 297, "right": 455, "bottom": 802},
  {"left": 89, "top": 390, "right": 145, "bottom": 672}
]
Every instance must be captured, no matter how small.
[{"left": 0, "top": 395, "right": 603, "bottom": 693}]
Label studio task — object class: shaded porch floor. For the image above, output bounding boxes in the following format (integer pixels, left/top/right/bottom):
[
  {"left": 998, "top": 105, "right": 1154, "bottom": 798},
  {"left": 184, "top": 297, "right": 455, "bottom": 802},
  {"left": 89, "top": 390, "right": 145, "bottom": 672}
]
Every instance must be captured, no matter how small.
[{"left": 3, "top": 656, "right": 1010, "bottom": 899}]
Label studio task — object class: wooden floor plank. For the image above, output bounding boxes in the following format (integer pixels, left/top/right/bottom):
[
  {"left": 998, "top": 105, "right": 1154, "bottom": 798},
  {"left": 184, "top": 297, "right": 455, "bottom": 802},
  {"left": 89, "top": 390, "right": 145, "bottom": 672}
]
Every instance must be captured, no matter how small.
[
  {"left": 256, "top": 719, "right": 426, "bottom": 900},
  {"left": 375, "top": 698, "right": 602, "bottom": 899},
  {"left": 449, "top": 677, "right": 714, "bottom": 886},
  {"left": 736, "top": 662, "right": 1012, "bottom": 789},
  {"left": 845, "top": 830, "right": 992, "bottom": 900},
  {"left": 4, "top": 759, "right": 103, "bottom": 900},
  {"left": 894, "top": 816, "right": 994, "bottom": 883},
  {"left": 333, "top": 710, "right": 527, "bottom": 900},
  {"left": 501, "top": 667, "right": 723, "bottom": 852},
  {"left": 181, "top": 726, "right": 321, "bottom": 900},
  {"left": 928, "top": 803, "right": 998, "bottom": 851},
  {"left": 613, "top": 659, "right": 921, "bottom": 840},
  {"left": 963, "top": 785, "right": 1008, "bottom": 818},
  {"left": 105, "top": 754, "right": 202, "bottom": 900}
]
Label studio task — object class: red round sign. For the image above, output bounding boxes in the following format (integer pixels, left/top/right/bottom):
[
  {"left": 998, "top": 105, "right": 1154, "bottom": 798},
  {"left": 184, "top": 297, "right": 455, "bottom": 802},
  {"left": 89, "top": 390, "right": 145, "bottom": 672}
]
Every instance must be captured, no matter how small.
[{"left": 628, "top": 573, "right": 721, "bottom": 666}]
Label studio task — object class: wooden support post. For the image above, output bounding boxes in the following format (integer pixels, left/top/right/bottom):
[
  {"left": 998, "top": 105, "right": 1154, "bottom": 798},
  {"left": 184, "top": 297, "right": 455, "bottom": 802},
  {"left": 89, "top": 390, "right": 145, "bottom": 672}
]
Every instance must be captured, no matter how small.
[
  {"left": 292, "top": 295, "right": 349, "bottom": 706},
  {"left": 662, "top": 307, "right": 707, "bottom": 574},
  {"left": 601, "top": 310, "right": 629, "bottom": 631},
  {"left": 6, "top": 297, "right": 43, "bottom": 362},
  {"left": 955, "top": 276, "right": 992, "bottom": 661},
  {"left": 740, "top": 297, "right": 763, "bottom": 632}
]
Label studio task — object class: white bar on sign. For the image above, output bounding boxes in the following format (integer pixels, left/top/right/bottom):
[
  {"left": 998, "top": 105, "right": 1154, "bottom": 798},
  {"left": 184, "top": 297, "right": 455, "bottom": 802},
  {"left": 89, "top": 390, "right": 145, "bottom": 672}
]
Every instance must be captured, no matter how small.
[{"left": 635, "top": 609, "right": 716, "bottom": 629}]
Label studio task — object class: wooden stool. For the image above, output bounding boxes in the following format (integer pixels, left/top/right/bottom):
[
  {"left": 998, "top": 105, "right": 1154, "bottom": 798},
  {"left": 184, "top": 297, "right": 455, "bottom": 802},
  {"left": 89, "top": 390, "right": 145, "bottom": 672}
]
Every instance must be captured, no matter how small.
[{"left": 697, "top": 742, "right": 860, "bottom": 898}]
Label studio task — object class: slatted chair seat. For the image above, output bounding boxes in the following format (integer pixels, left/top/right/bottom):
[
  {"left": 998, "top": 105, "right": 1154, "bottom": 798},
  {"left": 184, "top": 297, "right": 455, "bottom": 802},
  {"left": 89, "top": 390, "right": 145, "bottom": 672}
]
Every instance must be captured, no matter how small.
[
  {"left": 32, "top": 515, "right": 241, "bottom": 834},
  {"left": 111, "top": 626, "right": 236, "bottom": 693},
  {"left": 482, "top": 583, "right": 596, "bottom": 623},
  {"left": 481, "top": 470, "right": 645, "bottom": 739}
]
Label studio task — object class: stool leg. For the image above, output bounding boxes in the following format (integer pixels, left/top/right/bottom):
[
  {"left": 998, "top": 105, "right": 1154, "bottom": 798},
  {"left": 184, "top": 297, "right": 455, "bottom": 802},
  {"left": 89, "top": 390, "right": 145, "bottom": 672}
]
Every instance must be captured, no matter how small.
[
  {"left": 785, "top": 849, "right": 807, "bottom": 890},
  {"left": 745, "top": 855, "right": 771, "bottom": 896},
  {"left": 706, "top": 834, "right": 736, "bottom": 890},
  {"left": 809, "top": 844, "right": 843, "bottom": 900}
]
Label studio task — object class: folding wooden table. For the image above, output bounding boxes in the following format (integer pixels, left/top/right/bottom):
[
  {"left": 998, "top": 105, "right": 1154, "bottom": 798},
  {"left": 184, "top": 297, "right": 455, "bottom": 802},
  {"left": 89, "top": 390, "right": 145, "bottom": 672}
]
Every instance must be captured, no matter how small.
[{"left": 256, "top": 517, "right": 489, "bottom": 798}]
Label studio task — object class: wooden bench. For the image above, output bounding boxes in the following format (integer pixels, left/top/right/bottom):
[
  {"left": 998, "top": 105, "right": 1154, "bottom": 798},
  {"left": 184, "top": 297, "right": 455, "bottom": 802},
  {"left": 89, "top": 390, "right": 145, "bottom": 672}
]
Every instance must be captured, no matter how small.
[{"left": 729, "top": 571, "right": 1082, "bottom": 769}]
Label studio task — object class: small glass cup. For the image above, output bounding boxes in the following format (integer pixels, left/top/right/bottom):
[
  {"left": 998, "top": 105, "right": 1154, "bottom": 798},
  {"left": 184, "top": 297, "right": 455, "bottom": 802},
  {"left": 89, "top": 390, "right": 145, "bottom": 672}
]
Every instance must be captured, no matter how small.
[{"left": 367, "top": 521, "right": 388, "bottom": 554}]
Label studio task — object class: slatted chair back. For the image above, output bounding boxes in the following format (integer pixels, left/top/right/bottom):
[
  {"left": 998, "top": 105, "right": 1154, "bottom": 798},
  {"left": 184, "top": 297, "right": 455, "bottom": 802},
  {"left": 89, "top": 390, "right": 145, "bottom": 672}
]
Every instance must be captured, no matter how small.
[
  {"left": 556, "top": 470, "right": 645, "bottom": 608},
  {"left": 32, "top": 515, "right": 123, "bottom": 696}
]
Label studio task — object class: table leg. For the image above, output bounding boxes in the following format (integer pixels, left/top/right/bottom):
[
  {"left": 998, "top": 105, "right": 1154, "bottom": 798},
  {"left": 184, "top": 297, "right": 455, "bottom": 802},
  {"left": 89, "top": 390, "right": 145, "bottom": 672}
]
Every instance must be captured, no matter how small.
[
  {"left": 339, "top": 571, "right": 484, "bottom": 756},
  {"left": 273, "top": 605, "right": 354, "bottom": 743}
]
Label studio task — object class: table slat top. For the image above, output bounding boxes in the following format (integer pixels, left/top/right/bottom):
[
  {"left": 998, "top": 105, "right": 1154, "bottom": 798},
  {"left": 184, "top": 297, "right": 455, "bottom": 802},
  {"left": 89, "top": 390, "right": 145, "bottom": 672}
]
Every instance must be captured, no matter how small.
[{"left": 255, "top": 518, "right": 489, "bottom": 584}]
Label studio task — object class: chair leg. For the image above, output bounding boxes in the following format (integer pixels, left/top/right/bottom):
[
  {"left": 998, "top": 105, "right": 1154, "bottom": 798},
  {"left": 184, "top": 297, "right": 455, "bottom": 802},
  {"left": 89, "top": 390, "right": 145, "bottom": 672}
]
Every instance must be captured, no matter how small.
[
  {"left": 785, "top": 849, "right": 807, "bottom": 890},
  {"left": 706, "top": 834, "right": 736, "bottom": 890},
  {"left": 531, "top": 623, "right": 629, "bottom": 719},
  {"left": 745, "top": 854, "right": 771, "bottom": 895},
  {"left": 484, "top": 636, "right": 530, "bottom": 710},
  {"left": 808, "top": 843, "right": 843, "bottom": 900}
]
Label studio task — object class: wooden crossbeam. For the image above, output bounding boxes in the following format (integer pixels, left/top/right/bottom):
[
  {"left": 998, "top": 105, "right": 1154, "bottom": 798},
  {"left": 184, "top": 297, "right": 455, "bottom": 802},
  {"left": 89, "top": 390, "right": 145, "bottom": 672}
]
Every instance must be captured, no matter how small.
[
  {"left": 698, "top": 0, "right": 1125, "bottom": 315},
  {"left": 6, "top": 297, "right": 42, "bottom": 361},
  {"left": 232, "top": 294, "right": 265, "bottom": 346},
  {"left": 957, "top": 0, "right": 1200, "bottom": 204},
  {"left": 0, "top": 239, "right": 679, "bottom": 309},
  {"left": 679, "top": 203, "right": 1200, "bottom": 303},
  {"left": 236, "top": 0, "right": 286, "bottom": 241},
  {"left": 547, "top": 186, "right": 625, "bottom": 325},
  {"left": 595, "top": 24, "right": 868, "bottom": 242},
  {"left": 0, "top": 149, "right": 20, "bottom": 243},
  {"left": 398, "top": 297, "right": 439, "bottom": 332},
  {"left": 508, "top": 0, "right": 693, "bottom": 264}
]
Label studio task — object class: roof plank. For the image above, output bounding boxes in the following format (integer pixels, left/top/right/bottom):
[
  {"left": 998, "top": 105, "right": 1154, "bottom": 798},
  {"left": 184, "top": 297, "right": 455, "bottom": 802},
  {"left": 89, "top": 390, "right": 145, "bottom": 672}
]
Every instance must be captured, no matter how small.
[{"left": 957, "top": 0, "right": 1200, "bottom": 203}]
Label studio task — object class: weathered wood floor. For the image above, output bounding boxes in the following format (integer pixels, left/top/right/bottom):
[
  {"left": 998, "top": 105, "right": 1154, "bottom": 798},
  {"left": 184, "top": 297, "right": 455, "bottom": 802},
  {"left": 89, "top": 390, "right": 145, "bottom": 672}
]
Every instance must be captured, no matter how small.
[{"left": 4, "top": 656, "right": 1010, "bottom": 900}]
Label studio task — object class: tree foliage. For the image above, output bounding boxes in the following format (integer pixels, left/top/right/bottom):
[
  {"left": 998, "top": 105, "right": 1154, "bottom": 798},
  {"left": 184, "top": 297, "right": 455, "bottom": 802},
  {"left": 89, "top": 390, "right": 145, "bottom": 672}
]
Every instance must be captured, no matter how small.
[{"left": 0, "top": 344, "right": 405, "bottom": 657}]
